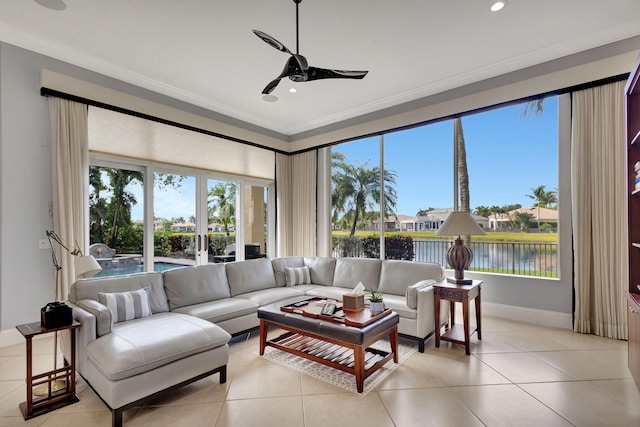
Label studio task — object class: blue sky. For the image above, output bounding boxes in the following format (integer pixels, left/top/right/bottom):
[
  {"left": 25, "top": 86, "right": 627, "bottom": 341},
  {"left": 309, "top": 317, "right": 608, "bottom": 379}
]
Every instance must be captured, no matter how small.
[
  {"left": 334, "top": 97, "right": 559, "bottom": 216},
  {"left": 129, "top": 96, "right": 558, "bottom": 221}
]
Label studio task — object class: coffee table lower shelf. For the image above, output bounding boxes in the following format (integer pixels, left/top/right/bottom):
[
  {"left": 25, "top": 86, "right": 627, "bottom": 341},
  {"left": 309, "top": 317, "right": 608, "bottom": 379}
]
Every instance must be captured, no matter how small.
[
  {"left": 271, "top": 330, "right": 391, "bottom": 368},
  {"left": 259, "top": 319, "right": 398, "bottom": 393}
]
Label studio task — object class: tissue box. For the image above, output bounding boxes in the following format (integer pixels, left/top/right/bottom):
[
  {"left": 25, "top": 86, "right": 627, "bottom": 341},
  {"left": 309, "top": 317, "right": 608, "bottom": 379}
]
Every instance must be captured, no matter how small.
[{"left": 342, "top": 293, "right": 365, "bottom": 312}]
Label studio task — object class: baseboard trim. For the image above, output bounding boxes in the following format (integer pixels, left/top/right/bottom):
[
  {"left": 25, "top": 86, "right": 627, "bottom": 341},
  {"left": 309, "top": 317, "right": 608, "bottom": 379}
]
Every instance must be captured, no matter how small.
[
  {"left": 0, "top": 326, "right": 50, "bottom": 348},
  {"left": 483, "top": 302, "right": 573, "bottom": 329}
]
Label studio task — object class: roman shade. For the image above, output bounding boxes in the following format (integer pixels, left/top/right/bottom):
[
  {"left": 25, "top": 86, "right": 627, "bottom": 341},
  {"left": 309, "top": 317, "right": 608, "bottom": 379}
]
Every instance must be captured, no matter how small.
[{"left": 88, "top": 106, "right": 275, "bottom": 180}]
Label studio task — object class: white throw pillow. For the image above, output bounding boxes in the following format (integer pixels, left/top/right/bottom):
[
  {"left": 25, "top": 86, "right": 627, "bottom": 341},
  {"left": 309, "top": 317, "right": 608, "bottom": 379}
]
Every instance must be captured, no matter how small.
[
  {"left": 97, "top": 288, "right": 152, "bottom": 324},
  {"left": 405, "top": 280, "right": 436, "bottom": 309},
  {"left": 285, "top": 266, "right": 311, "bottom": 286}
]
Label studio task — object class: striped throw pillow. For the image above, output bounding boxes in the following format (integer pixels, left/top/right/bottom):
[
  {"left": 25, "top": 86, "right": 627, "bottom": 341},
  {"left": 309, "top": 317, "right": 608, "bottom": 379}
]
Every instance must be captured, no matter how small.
[
  {"left": 285, "top": 266, "right": 311, "bottom": 286},
  {"left": 97, "top": 288, "right": 152, "bottom": 324}
]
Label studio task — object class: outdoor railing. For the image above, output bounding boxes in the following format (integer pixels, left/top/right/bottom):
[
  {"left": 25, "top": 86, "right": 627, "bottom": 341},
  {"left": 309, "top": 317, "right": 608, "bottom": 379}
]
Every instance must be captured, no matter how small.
[{"left": 332, "top": 238, "right": 558, "bottom": 278}]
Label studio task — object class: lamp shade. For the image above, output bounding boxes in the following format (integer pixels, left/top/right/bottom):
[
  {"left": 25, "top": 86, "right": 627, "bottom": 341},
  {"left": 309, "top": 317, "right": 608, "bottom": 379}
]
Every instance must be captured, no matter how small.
[
  {"left": 435, "top": 211, "right": 486, "bottom": 237},
  {"left": 74, "top": 255, "right": 102, "bottom": 279}
]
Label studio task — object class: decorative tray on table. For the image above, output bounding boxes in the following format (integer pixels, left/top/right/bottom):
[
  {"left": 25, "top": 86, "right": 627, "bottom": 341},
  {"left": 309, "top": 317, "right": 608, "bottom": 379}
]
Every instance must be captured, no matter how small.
[{"left": 281, "top": 297, "right": 392, "bottom": 328}]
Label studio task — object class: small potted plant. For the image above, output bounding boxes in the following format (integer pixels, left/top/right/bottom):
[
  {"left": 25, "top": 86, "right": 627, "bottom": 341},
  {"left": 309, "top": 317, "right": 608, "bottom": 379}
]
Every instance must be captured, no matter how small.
[{"left": 368, "top": 289, "right": 385, "bottom": 313}]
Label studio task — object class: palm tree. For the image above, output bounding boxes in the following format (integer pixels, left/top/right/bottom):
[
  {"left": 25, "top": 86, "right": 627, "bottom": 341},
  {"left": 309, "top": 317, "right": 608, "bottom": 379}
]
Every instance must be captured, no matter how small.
[
  {"left": 526, "top": 185, "right": 557, "bottom": 229},
  {"left": 510, "top": 211, "right": 534, "bottom": 232},
  {"left": 416, "top": 208, "right": 435, "bottom": 216},
  {"left": 474, "top": 205, "right": 492, "bottom": 218},
  {"left": 332, "top": 155, "right": 398, "bottom": 236},
  {"left": 520, "top": 99, "right": 545, "bottom": 118},
  {"left": 208, "top": 182, "right": 236, "bottom": 236},
  {"left": 89, "top": 166, "right": 108, "bottom": 243},
  {"left": 90, "top": 167, "right": 142, "bottom": 249},
  {"left": 454, "top": 118, "right": 470, "bottom": 213}
]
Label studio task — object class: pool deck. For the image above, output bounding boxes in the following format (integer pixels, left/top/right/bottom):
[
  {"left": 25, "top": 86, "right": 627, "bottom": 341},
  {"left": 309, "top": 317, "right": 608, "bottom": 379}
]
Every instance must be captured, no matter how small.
[{"left": 154, "top": 256, "right": 195, "bottom": 266}]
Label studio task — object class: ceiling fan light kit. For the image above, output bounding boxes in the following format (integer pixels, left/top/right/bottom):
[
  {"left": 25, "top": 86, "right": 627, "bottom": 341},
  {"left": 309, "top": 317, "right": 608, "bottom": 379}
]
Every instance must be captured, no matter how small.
[
  {"left": 490, "top": 1, "right": 507, "bottom": 12},
  {"left": 253, "top": 0, "right": 368, "bottom": 95}
]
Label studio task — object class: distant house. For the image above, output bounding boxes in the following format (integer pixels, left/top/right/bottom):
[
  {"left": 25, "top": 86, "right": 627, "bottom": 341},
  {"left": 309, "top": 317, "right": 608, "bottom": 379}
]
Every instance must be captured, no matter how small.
[
  {"left": 411, "top": 208, "right": 489, "bottom": 231},
  {"left": 208, "top": 223, "right": 235, "bottom": 232},
  {"left": 488, "top": 206, "right": 558, "bottom": 230},
  {"left": 171, "top": 222, "right": 195, "bottom": 232},
  {"left": 134, "top": 219, "right": 164, "bottom": 231},
  {"left": 375, "top": 208, "right": 489, "bottom": 232},
  {"left": 208, "top": 223, "right": 223, "bottom": 232}
]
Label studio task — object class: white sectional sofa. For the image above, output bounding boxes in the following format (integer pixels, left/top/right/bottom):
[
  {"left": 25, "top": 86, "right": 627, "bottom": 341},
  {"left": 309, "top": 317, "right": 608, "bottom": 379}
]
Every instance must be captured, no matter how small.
[{"left": 62, "top": 256, "right": 447, "bottom": 426}]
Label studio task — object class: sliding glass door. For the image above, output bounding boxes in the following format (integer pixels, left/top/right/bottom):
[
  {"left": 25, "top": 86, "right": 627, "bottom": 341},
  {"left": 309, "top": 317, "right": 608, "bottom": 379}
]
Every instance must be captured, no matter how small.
[{"left": 90, "top": 158, "right": 274, "bottom": 277}]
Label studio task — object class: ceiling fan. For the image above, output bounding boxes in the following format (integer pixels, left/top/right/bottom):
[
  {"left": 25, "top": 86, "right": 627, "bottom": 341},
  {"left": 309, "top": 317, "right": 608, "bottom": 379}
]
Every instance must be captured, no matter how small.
[{"left": 252, "top": 0, "right": 368, "bottom": 95}]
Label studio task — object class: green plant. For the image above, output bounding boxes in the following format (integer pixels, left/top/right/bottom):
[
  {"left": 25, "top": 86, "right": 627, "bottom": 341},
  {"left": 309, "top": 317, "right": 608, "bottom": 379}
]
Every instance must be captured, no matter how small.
[
  {"left": 362, "top": 234, "right": 414, "bottom": 260},
  {"left": 368, "top": 289, "right": 383, "bottom": 303}
]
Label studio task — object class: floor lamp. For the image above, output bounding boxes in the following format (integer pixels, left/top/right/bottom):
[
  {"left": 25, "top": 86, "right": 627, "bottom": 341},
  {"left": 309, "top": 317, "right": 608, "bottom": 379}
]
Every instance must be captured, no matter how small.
[
  {"left": 35, "top": 230, "right": 101, "bottom": 395},
  {"left": 435, "top": 211, "right": 486, "bottom": 284}
]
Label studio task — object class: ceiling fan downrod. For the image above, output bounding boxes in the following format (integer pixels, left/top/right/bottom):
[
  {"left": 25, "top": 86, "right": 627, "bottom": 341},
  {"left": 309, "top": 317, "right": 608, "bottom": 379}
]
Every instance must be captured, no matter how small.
[{"left": 295, "top": 0, "right": 301, "bottom": 55}]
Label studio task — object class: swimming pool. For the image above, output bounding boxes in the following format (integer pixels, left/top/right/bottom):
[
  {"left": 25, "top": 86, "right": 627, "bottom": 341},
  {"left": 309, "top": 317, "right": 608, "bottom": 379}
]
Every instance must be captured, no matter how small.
[{"left": 94, "top": 262, "right": 187, "bottom": 278}]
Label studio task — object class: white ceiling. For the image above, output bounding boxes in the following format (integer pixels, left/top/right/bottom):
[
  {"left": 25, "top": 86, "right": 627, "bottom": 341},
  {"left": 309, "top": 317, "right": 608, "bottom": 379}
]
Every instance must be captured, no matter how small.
[{"left": 1, "top": 0, "right": 640, "bottom": 138}]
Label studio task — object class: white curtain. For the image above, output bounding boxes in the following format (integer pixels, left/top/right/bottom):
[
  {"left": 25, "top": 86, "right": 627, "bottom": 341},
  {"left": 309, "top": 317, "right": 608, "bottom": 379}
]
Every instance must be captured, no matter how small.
[
  {"left": 571, "top": 81, "right": 628, "bottom": 339},
  {"left": 276, "top": 151, "right": 317, "bottom": 256},
  {"left": 49, "top": 98, "right": 90, "bottom": 300}
]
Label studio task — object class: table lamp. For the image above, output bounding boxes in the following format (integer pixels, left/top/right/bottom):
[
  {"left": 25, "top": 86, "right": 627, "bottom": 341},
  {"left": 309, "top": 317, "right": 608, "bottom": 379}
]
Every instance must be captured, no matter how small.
[{"left": 435, "top": 211, "right": 486, "bottom": 284}]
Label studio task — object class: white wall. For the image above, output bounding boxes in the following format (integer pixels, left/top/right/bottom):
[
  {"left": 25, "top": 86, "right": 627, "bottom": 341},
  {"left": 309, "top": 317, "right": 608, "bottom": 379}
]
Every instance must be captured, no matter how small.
[{"left": 0, "top": 43, "right": 56, "bottom": 332}]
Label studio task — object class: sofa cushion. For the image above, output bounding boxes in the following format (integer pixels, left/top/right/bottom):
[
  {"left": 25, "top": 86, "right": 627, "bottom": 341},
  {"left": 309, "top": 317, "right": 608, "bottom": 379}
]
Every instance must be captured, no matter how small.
[
  {"left": 163, "top": 264, "right": 230, "bottom": 310},
  {"left": 303, "top": 257, "right": 336, "bottom": 286},
  {"left": 86, "top": 312, "right": 230, "bottom": 381},
  {"left": 172, "top": 298, "right": 258, "bottom": 324},
  {"left": 378, "top": 260, "right": 444, "bottom": 296},
  {"left": 406, "top": 280, "right": 436, "bottom": 309},
  {"left": 332, "top": 258, "right": 382, "bottom": 291},
  {"left": 285, "top": 266, "right": 311, "bottom": 286},
  {"left": 271, "top": 257, "right": 305, "bottom": 287},
  {"left": 97, "top": 288, "right": 151, "bottom": 324},
  {"left": 69, "top": 272, "right": 169, "bottom": 313},
  {"left": 306, "top": 286, "right": 352, "bottom": 302},
  {"left": 234, "top": 287, "right": 306, "bottom": 306},
  {"left": 226, "top": 258, "right": 277, "bottom": 296}
]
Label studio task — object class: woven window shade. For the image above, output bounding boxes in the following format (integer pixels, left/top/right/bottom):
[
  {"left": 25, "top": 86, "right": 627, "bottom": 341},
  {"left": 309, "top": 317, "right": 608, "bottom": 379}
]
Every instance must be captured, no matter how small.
[{"left": 88, "top": 107, "right": 274, "bottom": 180}]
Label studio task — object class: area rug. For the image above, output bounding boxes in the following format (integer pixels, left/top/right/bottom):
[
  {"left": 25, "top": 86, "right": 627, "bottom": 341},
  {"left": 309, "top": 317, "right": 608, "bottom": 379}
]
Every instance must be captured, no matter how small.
[{"left": 261, "top": 339, "right": 416, "bottom": 395}]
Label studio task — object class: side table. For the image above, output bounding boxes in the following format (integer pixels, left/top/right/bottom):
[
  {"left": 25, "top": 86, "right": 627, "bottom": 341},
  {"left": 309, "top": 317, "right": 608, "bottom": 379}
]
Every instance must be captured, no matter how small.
[
  {"left": 434, "top": 280, "right": 482, "bottom": 355},
  {"left": 15, "top": 321, "right": 80, "bottom": 420}
]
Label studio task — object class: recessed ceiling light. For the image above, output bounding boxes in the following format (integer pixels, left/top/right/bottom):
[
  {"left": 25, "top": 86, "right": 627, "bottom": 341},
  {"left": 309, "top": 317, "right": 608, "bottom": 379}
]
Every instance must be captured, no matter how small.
[
  {"left": 490, "top": 1, "right": 506, "bottom": 12},
  {"left": 33, "top": 0, "right": 67, "bottom": 11},
  {"left": 289, "top": 88, "right": 297, "bottom": 93}
]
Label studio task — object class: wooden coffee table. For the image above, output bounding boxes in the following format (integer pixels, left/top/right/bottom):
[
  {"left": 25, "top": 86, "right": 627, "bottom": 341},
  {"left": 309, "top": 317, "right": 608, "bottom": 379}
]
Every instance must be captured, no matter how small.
[{"left": 258, "top": 298, "right": 399, "bottom": 393}]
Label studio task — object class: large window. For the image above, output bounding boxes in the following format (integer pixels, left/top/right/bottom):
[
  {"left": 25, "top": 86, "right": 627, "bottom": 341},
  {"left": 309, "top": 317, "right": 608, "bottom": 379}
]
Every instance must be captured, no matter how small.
[{"left": 331, "top": 96, "right": 559, "bottom": 278}]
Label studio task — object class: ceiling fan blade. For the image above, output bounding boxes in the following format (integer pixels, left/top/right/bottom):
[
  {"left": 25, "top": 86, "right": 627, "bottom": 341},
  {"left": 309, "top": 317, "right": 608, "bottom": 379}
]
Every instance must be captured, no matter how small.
[
  {"left": 252, "top": 30, "right": 292, "bottom": 55},
  {"left": 306, "top": 67, "right": 368, "bottom": 81},
  {"left": 262, "top": 78, "right": 282, "bottom": 95}
]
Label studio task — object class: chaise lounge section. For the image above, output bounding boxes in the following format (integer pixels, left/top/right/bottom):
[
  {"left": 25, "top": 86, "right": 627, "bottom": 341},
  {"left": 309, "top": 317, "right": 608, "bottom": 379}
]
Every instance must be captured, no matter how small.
[{"left": 61, "top": 273, "right": 230, "bottom": 427}]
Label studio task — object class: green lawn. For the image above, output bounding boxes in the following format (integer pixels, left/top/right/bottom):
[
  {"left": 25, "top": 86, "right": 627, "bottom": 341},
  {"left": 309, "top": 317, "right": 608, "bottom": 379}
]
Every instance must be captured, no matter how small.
[{"left": 332, "top": 230, "right": 558, "bottom": 243}]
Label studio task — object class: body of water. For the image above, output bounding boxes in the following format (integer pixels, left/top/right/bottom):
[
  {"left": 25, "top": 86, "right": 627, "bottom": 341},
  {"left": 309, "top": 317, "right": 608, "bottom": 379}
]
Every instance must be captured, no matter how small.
[
  {"left": 333, "top": 237, "right": 558, "bottom": 278},
  {"left": 94, "top": 262, "right": 187, "bottom": 278}
]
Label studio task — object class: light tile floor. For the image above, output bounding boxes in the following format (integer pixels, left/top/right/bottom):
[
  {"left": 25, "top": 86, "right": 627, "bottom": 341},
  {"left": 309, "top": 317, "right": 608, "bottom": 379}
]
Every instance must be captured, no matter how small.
[{"left": 1, "top": 312, "right": 639, "bottom": 427}]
